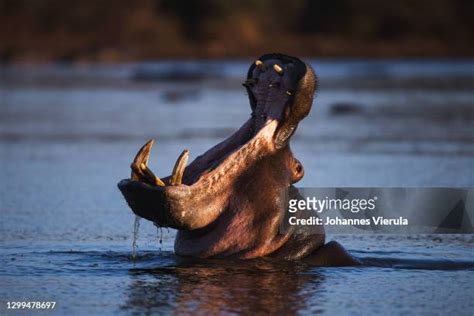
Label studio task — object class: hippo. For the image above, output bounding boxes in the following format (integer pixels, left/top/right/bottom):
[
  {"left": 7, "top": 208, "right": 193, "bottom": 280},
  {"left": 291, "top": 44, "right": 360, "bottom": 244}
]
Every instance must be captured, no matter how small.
[{"left": 118, "top": 53, "right": 359, "bottom": 266}]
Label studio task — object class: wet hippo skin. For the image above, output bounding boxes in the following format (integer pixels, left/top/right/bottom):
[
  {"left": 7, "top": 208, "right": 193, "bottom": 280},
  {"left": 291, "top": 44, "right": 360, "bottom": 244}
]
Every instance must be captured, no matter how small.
[{"left": 118, "top": 53, "right": 359, "bottom": 266}]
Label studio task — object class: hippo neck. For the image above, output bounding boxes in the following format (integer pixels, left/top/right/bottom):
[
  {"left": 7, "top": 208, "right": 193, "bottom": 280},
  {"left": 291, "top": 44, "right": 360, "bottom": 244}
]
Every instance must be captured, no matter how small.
[{"left": 174, "top": 147, "right": 297, "bottom": 258}]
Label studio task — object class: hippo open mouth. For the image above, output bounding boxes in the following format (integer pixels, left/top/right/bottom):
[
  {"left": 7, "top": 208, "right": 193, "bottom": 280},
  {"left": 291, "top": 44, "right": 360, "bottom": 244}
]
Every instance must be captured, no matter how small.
[{"left": 118, "top": 54, "right": 360, "bottom": 263}]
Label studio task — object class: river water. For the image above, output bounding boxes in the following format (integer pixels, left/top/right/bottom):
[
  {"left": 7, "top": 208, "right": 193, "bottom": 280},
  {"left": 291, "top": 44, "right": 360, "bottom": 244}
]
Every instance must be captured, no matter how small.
[{"left": 1, "top": 59, "right": 474, "bottom": 314}]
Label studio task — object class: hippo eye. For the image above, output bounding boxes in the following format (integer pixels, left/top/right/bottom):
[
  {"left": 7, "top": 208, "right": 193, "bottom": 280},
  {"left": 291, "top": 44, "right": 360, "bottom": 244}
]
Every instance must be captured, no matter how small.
[{"left": 296, "top": 163, "right": 302, "bottom": 173}]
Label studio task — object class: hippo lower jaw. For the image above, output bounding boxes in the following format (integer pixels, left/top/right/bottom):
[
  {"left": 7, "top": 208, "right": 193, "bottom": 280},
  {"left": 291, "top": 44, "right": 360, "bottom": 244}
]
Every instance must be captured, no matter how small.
[
  {"left": 118, "top": 54, "right": 326, "bottom": 259},
  {"left": 119, "top": 118, "right": 280, "bottom": 228}
]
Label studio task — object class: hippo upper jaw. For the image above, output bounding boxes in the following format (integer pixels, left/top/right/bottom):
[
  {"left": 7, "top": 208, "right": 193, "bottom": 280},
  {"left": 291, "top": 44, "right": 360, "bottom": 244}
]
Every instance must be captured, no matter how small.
[{"left": 118, "top": 54, "right": 317, "bottom": 241}]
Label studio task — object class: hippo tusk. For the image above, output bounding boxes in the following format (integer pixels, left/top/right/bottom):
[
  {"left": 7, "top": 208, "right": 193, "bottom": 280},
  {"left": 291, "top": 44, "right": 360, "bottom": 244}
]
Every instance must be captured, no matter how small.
[
  {"left": 255, "top": 60, "right": 265, "bottom": 71},
  {"left": 130, "top": 139, "right": 165, "bottom": 186},
  {"left": 130, "top": 139, "right": 154, "bottom": 180},
  {"left": 171, "top": 149, "right": 189, "bottom": 186},
  {"left": 140, "top": 163, "right": 166, "bottom": 187},
  {"left": 273, "top": 64, "right": 283, "bottom": 75}
]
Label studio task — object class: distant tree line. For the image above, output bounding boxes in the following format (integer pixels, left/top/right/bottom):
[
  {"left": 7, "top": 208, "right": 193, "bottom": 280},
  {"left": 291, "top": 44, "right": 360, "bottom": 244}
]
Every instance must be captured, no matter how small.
[{"left": 1, "top": 0, "right": 473, "bottom": 62}]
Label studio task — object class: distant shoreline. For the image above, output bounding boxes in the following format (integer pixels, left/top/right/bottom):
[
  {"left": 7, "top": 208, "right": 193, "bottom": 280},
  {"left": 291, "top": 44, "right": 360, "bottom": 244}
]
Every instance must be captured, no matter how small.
[{"left": 2, "top": 38, "right": 473, "bottom": 64}]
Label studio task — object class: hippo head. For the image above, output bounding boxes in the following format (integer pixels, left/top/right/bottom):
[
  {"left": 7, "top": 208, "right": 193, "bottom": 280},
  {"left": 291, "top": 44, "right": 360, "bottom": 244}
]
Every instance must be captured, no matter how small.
[{"left": 118, "top": 54, "right": 319, "bottom": 259}]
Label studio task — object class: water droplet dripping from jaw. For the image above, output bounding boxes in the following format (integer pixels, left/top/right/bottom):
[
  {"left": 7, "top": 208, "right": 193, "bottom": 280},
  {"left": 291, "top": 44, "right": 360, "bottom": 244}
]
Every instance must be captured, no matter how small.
[
  {"left": 156, "top": 224, "right": 163, "bottom": 253},
  {"left": 132, "top": 215, "right": 141, "bottom": 261}
]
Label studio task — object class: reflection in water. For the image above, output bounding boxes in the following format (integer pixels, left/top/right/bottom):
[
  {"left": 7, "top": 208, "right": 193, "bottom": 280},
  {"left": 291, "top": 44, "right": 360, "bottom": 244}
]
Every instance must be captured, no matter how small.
[
  {"left": 123, "top": 255, "right": 324, "bottom": 314},
  {"left": 119, "top": 248, "right": 474, "bottom": 314}
]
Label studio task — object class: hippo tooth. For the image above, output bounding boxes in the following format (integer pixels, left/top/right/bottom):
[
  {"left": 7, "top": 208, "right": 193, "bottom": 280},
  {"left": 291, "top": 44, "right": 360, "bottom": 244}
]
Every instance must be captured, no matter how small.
[
  {"left": 273, "top": 64, "right": 283, "bottom": 74},
  {"left": 131, "top": 139, "right": 154, "bottom": 180},
  {"left": 130, "top": 139, "right": 165, "bottom": 186},
  {"left": 171, "top": 149, "right": 189, "bottom": 186},
  {"left": 255, "top": 60, "right": 265, "bottom": 71},
  {"left": 130, "top": 163, "right": 141, "bottom": 181},
  {"left": 140, "top": 163, "right": 166, "bottom": 187}
]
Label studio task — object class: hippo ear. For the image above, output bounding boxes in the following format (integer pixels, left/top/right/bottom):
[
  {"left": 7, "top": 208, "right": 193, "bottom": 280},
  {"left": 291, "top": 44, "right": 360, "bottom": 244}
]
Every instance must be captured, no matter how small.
[{"left": 274, "top": 64, "right": 317, "bottom": 148}]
